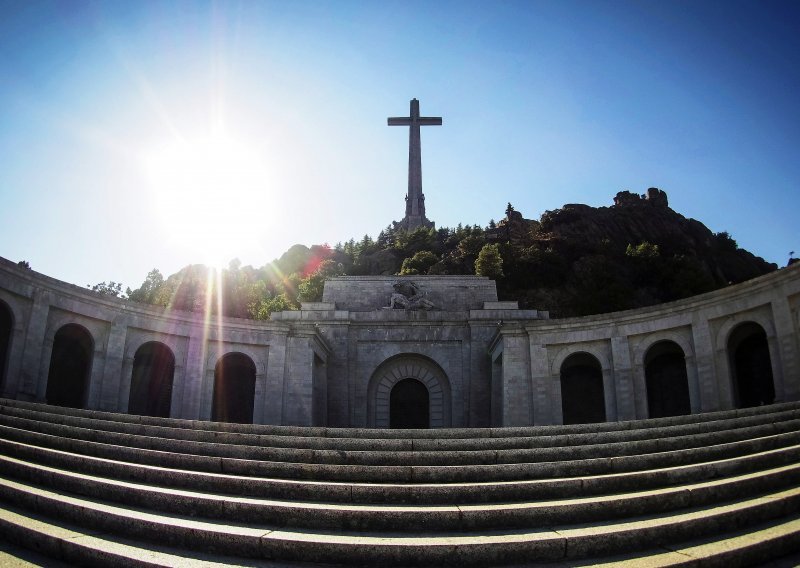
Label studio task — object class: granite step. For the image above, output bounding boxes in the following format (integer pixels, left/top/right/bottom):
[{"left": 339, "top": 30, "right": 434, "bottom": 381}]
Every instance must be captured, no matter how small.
[
  {"left": 4, "top": 396, "right": 799, "bottom": 440},
  {"left": 1, "top": 473, "right": 799, "bottom": 566},
  {"left": 3, "top": 433, "right": 800, "bottom": 505},
  {"left": 2, "top": 398, "right": 800, "bottom": 452},
  {"left": 1, "top": 399, "right": 800, "bottom": 565},
  {"left": 2, "top": 418, "right": 800, "bottom": 484},
  {"left": 2, "top": 449, "right": 799, "bottom": 532},
  {"left": 1, "top": 404, "right": 799, "bottom": 468},
  {"left": 2, "top": 501, "right": 798, "bottom": 568}
]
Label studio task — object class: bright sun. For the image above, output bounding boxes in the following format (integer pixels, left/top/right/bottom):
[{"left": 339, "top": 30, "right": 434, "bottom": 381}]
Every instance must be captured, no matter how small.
[{"left": 143, "top": 133, "right": 270, "bottom": 265}]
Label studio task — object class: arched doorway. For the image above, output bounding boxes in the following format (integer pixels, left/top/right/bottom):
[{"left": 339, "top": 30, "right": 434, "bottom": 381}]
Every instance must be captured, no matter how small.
[
  {"left": 212, "top": 352, "right": 256, "bottom": 424},
  {"left": 368, "top": 355, "right": 451, "bottom": 428},
  {"left": 0, "top": 301, "right": 12, "bottom": 393},
  {"left": 46, "top": 324, "right": 93, "bottom": 408},
  {"left": 728, "top": 322, "right": 775, "bottom": 408},
  {"left": 128, "top": 342, "right": 175, "bottom": 418},
  {"left": 645, "top": 341, "right": 691, "bottom": 418},
  {"left": 560, "top": 352, "right": 606, "bottom": 425},
  {"left": 390, "top": 378, "right": 429, "bottom": 428}
]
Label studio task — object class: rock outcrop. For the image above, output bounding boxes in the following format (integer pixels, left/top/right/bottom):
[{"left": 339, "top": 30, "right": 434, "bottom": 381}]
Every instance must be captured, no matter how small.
[{"left": 535, "top": 188, "right": 775, "bottom": 286}]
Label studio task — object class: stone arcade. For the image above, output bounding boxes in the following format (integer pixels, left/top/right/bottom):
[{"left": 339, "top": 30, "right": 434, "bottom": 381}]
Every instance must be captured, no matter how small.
[
  {"left": 0, "top": 258, "right": 798, "bottom": 427},
  {"left": 0, "top": 98, "right": 798, "bottom": 427}
]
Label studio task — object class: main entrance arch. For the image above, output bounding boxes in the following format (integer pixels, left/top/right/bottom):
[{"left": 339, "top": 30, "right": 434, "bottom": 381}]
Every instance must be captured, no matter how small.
[{"left": 368, "top": 355, "right": 451, "bottom": 428}]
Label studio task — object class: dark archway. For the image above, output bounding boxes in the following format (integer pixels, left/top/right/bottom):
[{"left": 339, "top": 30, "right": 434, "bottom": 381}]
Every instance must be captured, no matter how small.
[
  {"left": 212, "top": 352, "right": 256, "bottom": 424},
  {"left": 0, "top": 301, "right": 12, "bottom": 393},
  {"left": 645, "top": 341, "right": 691, "bottom": 418},
  {"left": 368, "top": 354, "right": 450, "bottom": 428},
  {"left": 560, "top": 352, "right": 606, "bottom": 425},
  {"left": 128, "top": 342, "right": 175, "bottom": 418},
  {"left": 390, "top": 378, "right": 430, "bottom": 429},
  {"left": 46, "top": 324, "right": 93, "bottom": 408},
  {"left": 728, "top": 322, "right": 775, "bottom": 408}
]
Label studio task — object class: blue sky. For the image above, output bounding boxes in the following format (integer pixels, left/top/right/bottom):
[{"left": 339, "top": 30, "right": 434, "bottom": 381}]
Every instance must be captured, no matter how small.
[{"left": 0, "top": 0, "right": 797, "bottom": 290}]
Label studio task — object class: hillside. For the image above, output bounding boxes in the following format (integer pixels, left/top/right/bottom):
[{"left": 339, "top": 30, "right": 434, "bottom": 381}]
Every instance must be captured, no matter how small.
[{"left": 121, "top": 188, "right": 777, "bottom": 319}]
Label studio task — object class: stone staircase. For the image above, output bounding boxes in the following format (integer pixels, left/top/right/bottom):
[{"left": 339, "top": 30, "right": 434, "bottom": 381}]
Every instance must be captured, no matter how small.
[{"left": 0, "top": 398, "right": 799, "bottom": 566}]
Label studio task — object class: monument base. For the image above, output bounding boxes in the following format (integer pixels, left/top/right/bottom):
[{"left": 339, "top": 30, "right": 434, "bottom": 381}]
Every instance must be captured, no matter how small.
[{"left": 393, "top": 215, "right": 435, "bottom": 232}]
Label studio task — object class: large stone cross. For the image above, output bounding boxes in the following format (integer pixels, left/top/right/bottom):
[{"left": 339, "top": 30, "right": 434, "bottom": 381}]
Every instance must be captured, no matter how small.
[{"left": 388, "top": 98, "right": 441, "bottom": 230}]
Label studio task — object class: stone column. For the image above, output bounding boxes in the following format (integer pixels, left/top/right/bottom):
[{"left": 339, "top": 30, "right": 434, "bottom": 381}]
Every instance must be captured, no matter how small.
[
  {"left": 178, "top": 331, "right": 206, "bottom": 420},
  {"left": 282, "top": 333, "right": 314, "bottom": 426},
  {"left": 85, "top": 335, "right": 108, "bottom": 411},
  {"left": 528, "top": 342, "right": 553, "bottom": 425},
  {"left": 610, "top": 336, "right": 634, "bottom": 421},
  {"left": 692, "top": 317, "right": 721, "bottom": 411},
  {"left": 19, "top": 288, "right": 50, "bottom": 401},
  {"left": 35, "top": 334, "right": 54, "bottom": 403},
  {"left": 262, "top": 330, "right": 287, "bottom": 425},
  {"left": 771, "top": 296, "right": 798, "bottom": 401},
  {"left": 685, "top": 353, "right": 702, "bottom": 414},
  {"left": 2, "top": 305, "right": 27, "bottom": 399},
  {"left": 99, "top": 320, "right": 128, "bottom": 412},
  {"left": 118, "top": 355, "right": 135, "bottom": 413},
  {"left": 499, "top": 328, "right": 532, "bottom": 426},
  {"left": 631, "top": 361, "right": 648, "bottom": 419},
  {"left": 601, "top": 366, "right": 618, "bottom": 422}
]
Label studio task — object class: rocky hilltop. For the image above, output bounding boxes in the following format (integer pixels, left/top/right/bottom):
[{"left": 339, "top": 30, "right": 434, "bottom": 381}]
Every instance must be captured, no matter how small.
[
  {"left": 124, "top": 188, "right": 778, "bottom": 319},
  {"left": 476, "top": 188, "right": 775, "bottom": 316},
  {"left": 535, "top": 188, "right": 774, "bottom": 287}
]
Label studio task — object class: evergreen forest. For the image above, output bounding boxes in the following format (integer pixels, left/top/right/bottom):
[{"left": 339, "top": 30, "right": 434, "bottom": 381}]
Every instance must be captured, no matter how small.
[{"left": 105, "top": 192, "right": 777, "bottom": 320}]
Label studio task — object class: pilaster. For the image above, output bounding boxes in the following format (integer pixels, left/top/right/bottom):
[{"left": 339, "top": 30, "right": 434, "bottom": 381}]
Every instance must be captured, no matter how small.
[
  {"left": 692, "top": 316, "right": 722, "bottom": 411},
  {"left": 499, "top": 326, "right": 532, "bottom": 426},
  {"left": 263, "top": 329, "right": 288, "bottom": 425},
  {"left": 19, "top": 288, "right": 50, "bottom": 400},
  {"left": 178, "top": 331, "right": 205, "bottom": 420},
  {"left": 610, "top": 335, "right": 634, "bottom": 421},
  {"left": 99, "top": 320, "right": 128, "bottom": 411}
]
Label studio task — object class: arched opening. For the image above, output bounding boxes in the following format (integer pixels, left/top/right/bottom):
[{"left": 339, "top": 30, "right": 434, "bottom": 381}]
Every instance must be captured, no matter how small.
[
  {"left": 645, "top": 341, "right": 691, "bottom": 418},
  {"left": 390, "top": 378, "right": 430, "bottom": 429},
  {"left": 46, "top": 324, "right": 93, "bottom": 408},
  {"left": 368, "top": 354, "right": 451, "bottom": 428},
  {"left": 128, "top": 342, "right": 175, "bottom": 418},
  {"left": 728, "top": 322, "right": 775, "bottom": 408},
  {"left": 0, "top": 301, "right": 12, "bottom": 393},
  {"left": 212, "top": 352, "right": 256, "bottom": 424},
  {"left": 560, "top": 352, "right": 605, "bottom": 425}
]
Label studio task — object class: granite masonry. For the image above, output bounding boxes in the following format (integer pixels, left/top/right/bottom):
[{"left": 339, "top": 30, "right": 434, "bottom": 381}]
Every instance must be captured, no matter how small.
[{"left": 0, "top": 256, "right": 798, "bottom": 427}]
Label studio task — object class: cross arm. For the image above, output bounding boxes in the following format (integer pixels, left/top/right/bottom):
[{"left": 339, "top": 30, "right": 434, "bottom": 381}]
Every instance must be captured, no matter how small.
[{"left": 388, "top": 117, "right": 443, "bottom": 126}]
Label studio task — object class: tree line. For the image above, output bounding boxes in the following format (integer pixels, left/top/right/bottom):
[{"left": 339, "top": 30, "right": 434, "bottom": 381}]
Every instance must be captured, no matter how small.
[{"left": 92, "top": 201, "right": 775, "bottom": 319}]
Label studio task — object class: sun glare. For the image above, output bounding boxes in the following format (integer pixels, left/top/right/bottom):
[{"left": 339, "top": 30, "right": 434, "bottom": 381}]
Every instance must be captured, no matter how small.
[{"left": 143, "top": 133, "right": 270, "bottom": 266}]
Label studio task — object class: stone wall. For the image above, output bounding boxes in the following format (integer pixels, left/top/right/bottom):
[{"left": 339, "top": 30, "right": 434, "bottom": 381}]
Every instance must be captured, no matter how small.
[
  {"left": 0, "top": 256, "right": 798, "bottom": 428},
  {"left": 0, "top": 258, "right": 324, "bottom": 425},
  {"left": 490, "top": 263, "right": 800, "bottom": 426}
]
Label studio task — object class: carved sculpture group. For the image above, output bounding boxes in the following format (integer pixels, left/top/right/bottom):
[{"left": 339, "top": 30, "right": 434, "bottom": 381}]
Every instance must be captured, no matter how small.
[{"left": 387, "top": 281, "right": 436, "bottom": 310}]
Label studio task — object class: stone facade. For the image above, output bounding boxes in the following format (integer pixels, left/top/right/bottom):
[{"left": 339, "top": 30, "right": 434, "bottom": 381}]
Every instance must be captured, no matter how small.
[{"left": 0, "top": 256, "right": 798, "bottom": 427}]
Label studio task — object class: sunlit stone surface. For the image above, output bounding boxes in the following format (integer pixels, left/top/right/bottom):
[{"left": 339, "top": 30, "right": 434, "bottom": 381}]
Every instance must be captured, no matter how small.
[{"left": 0, "top": 257, "right": 798, "bottom": 428}]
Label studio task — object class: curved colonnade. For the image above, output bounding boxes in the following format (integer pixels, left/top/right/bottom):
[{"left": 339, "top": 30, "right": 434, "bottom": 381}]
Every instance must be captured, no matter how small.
[{"left": 0, "top": 257, "right": 798, "bottom": 427}]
